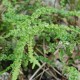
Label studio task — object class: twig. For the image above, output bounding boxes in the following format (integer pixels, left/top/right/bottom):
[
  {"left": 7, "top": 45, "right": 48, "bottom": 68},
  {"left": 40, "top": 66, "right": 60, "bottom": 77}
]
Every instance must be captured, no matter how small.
[
  {"left": 36, "top": 47, "right": 43, "bottom": 55},
  {"left": 29, "top": 63, "right": 46, "bottom": 80},
  {"left": 39, "top": 68, "right": 49, "bottom": 80},
  {"left": 51, "top": 66, "right": 62, "bottom": 76},
  {"left": 34, "top": 71, "right": 43, "bottom": 79},
  {"left": 34, "top": 68, "right": 49, "bottom": 80},
  {"left": 49, "top": 69, "right": 59, "bottom": 80}
]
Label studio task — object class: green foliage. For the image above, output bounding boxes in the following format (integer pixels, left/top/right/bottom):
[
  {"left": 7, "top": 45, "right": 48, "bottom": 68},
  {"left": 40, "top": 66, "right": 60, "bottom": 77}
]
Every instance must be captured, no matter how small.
[
  {"left": 60, "top": 0, "right": 68, "bottom": 7},
  {"left": 60, "top": 0, "right": 80, "bottom": 10},
  {"left": 0, "top": 0, "right": 80, "bottom": 80},
  {"left": 65, "top": 67, "right": 80, "bottom": 80}
]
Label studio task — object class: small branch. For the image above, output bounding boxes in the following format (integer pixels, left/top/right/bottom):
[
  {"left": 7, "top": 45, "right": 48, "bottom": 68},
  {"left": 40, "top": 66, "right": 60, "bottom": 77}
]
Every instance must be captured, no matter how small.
[
  {"left": 51, "top": 66, "right": 62, "bottom": 76},
  {"left": 49, "top": 69, "right": 59, "bottom": 80},
  {"left": 34, "top": 68, "right": 49, "bottom": 79},
  {"left": 39, "top": 68, "right": 49, "bottom": 80},
  {"left": 29, "top": 63, "right": 46, "bottom": 80}
]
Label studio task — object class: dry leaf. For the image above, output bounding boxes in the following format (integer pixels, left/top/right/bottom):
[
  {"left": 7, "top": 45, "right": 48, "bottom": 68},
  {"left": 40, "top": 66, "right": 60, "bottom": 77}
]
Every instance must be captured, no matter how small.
[
  {"left": 74, "top": 59, "right": 80, "bottom": 64},
  {"left": 77, "top": 64, "right": 80, "bottom": 71},
  {"left": 76, "top": 17, "right": 80, "bottom": 27},
  {"left": 54, "top": 49, "right": 59, "bottom": 59},
  {"left": 63, "top": 54, "right": 69, "bottom": 63},
  {"left": 0, "top": 47, "right": 2, "bottom": 50}
]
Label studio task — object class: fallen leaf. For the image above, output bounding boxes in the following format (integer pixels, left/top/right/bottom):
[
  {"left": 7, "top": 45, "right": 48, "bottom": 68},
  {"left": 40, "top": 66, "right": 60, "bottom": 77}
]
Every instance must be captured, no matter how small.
[
  {"left": 0, "top": 47, "right": 2, "bottom": 49},
  {"left": 77, "top": 64, "right": 80, "bottom": 71}
]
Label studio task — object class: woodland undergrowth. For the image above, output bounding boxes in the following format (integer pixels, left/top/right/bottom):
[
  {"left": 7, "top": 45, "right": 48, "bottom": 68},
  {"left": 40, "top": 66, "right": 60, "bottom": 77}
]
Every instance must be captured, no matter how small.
[{"left": 0, "top": 0, "right": 80, "bottom": 80}]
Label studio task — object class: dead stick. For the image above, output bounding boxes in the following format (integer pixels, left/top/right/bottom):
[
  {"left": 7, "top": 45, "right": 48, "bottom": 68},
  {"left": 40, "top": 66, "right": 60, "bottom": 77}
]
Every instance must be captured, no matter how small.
[{"left": 29, "top": 63, "right": 46, "bottom": 80}]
